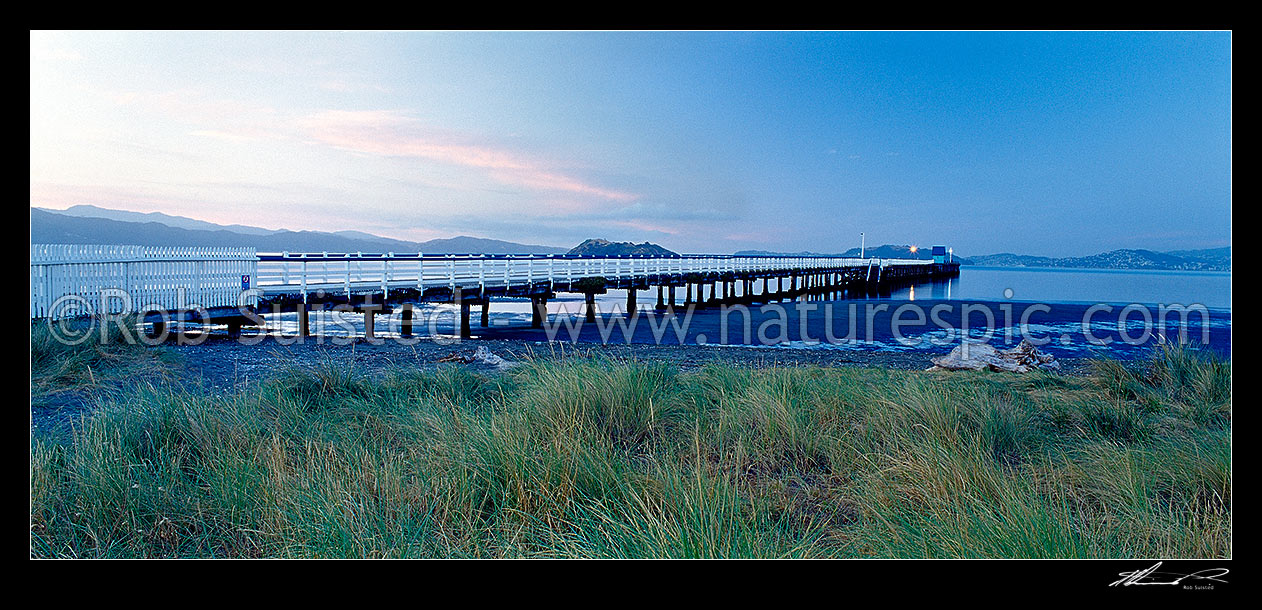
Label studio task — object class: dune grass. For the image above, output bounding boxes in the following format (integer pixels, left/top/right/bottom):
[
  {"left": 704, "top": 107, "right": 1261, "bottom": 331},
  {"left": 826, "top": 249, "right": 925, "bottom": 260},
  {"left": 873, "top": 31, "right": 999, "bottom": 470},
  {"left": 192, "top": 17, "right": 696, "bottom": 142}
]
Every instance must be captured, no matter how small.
[
  {"left": 30, "top": 343, "right": 1230, "bottom": 558},
  {"left": 30, "top": 316, "right": 178, "bottom": 400}
]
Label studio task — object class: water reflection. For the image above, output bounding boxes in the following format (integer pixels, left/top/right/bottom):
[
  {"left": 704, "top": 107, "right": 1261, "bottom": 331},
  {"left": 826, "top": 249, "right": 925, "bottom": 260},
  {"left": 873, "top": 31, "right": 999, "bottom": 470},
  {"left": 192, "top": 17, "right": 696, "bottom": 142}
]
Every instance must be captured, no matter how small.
[{"left": 243, "top": 267, "right": 1227, "bottom": 347}]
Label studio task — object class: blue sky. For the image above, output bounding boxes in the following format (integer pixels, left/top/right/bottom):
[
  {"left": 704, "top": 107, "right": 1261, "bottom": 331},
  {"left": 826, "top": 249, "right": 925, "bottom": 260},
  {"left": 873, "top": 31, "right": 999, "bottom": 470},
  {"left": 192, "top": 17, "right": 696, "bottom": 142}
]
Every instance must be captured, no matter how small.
[{"left": 30, "top": 31, "right": 1231, "bottom": 256}]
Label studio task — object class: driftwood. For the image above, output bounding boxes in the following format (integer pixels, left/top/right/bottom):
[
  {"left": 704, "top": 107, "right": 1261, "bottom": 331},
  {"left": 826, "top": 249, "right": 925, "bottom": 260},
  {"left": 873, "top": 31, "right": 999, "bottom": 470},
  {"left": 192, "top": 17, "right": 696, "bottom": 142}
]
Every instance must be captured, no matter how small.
[{"left": 928, "top": 340, "right": 1059, "bottom": 373}]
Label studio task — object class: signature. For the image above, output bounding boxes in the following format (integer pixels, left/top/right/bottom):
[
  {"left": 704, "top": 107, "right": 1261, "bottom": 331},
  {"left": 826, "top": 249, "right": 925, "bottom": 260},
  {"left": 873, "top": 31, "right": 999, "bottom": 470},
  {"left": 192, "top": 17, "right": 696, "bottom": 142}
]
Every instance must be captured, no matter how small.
[{"left": 1110, "top": 562, "right": 1230, "bottom": 587}]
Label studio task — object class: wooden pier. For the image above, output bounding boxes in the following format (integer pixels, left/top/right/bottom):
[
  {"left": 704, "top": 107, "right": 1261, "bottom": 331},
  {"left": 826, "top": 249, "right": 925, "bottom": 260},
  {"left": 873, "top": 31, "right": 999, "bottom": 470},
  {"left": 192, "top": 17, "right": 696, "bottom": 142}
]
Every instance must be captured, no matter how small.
[{"left": 31, "top": 245, "right": 960, "bottom": 339}]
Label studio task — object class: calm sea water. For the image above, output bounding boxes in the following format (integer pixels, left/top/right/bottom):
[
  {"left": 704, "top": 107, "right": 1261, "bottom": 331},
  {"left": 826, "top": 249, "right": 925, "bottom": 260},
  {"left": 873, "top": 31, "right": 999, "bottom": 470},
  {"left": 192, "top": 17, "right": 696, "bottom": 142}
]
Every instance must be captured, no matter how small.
[
  {"left": 921, "top": 266, "right": 1231, "bottom": 309},
  {"left": 260, "top": 266, "right": 1232, "bottom": 359}
]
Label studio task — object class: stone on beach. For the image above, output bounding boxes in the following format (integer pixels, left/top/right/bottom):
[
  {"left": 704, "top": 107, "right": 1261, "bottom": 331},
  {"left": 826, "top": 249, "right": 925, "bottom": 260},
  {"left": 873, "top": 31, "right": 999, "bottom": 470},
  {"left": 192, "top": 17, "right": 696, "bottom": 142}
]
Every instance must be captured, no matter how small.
[
  {"left": 927, "top": 340, "right": 1059, "bottom": 373},
  {"left": 437, "top": 346, "right": 522, "bottom": 370},
  {"left": 473, "top": 346, "right": 521, "bottom": 369}
]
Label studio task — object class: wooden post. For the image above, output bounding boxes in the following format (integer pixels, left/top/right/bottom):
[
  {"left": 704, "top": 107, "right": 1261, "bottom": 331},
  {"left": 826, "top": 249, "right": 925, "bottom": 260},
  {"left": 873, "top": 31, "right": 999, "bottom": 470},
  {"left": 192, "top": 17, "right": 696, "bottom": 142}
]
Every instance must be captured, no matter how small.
[
  {"left": 299, "top": 302, "right": 310, "bottom": 337},
  {"left": 585, "top": 292, "right": 597, "bottom": 322},
  {"left": 401, "top": 305, "right": 413, "bottom": 337},
  {"left": 532, "top": 296, "right": 546, "bottom": 328},
  {"left": 668, "top": 285, "right": 676, "bottom": 308},
  {"left": 460, "top": 301, "right": 471, "bottom": 339},
  {"left": 626, "top": 287, "right": 637, "bottom": 313},
  {"left": 481, "top": 301, "right": 490, "bottom": 327},
  {"left": 657, "top": 285, "right": 665, "bottom": 309},
  {"left": 364, "top": 309, "right": 376, "bottom": 340}
]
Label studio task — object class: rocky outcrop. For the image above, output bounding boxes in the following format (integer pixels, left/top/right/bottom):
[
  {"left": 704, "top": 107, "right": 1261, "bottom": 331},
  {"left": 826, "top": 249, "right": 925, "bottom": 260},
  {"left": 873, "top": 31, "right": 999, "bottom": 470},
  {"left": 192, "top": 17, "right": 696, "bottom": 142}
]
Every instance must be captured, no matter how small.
[
  {"left": 568, "top": 239, "right": 677, "bottom": 257},
  {"left": 928, "top": 340, "right": 1059, "bottom": 373}
]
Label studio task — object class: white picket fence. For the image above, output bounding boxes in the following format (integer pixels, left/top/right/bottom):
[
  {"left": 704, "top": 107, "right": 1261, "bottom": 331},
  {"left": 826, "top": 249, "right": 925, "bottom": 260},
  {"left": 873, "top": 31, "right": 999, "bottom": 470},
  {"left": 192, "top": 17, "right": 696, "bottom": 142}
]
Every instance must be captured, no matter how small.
[{"left": 30, "top": 245, "right": 258, "bottom": 319}]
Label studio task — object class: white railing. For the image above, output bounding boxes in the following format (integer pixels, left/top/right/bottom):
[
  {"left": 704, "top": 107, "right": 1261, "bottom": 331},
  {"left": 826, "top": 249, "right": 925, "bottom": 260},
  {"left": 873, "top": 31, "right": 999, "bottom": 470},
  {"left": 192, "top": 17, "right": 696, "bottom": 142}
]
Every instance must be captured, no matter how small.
[
  {"left": 253, "top": 252, "right": 926, "bottom": 296},
  {"left": 31, "top": 245, "right": 948, "bottom": 318},
  {"left": 30, "top": 245, "right": 257, "bottom": 319}
]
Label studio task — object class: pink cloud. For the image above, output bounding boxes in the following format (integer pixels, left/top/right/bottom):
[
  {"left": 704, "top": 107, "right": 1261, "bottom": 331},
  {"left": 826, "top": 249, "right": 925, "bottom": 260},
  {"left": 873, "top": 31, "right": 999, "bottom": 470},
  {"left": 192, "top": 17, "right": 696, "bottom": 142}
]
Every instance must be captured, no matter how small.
[{"left": 299, "top": 110, "right": 638, "bottom": 205}]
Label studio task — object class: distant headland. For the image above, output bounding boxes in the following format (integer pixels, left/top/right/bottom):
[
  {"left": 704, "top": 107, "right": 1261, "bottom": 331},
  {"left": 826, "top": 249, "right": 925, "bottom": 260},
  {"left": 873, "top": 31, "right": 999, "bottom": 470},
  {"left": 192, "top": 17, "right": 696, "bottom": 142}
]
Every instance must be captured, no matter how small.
[{"left": 736, "top": 245, "right": 1230, "bottom": 272}]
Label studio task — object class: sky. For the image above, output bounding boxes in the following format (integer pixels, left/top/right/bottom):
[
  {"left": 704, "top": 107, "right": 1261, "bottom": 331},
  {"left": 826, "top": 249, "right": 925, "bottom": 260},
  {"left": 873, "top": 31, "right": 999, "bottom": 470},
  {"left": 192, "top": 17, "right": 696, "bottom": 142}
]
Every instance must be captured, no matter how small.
[{"left": 30, "top": 30, "right": 1231, "bottom": 257}]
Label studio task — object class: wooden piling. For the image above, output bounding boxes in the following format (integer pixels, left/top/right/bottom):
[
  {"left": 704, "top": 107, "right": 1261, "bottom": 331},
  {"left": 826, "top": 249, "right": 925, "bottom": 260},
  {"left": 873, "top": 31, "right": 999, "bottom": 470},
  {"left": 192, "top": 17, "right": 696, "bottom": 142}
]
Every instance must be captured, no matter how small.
[
  {"left": 401, "top": 305, "right": 413, "bottom": 337},
  {"left": 460, "top": 301, "right": 471, "bottom": 339},
  {"left": 532, "top": 296, "right": 547, "bottom": 328},
  {"left": 299, "top": 302, "right": 310, "bottom": 336},
  {"left": 585, "top": 292, "right": 597, "bottom": 322},
  {"left": 481, "top": 302, "right": 490, "bottom": 328}
]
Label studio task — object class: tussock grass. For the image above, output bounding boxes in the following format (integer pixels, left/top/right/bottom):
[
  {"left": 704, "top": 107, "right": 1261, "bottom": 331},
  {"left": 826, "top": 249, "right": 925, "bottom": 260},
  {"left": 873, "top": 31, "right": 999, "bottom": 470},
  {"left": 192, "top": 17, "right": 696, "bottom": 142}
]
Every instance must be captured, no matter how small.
[
  {"left": 30, "top": 347, "right": 1229, "bottom": 558},
  {"left": 30, "top": 317, "right": 178, "bottom": 398}
]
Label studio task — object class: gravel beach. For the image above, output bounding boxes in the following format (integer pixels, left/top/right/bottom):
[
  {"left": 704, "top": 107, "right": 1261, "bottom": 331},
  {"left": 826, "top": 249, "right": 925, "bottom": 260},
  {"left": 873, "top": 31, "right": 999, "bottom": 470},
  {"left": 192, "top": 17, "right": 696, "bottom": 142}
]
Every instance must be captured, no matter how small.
[
  {"left": 31, "top": 335, "right": 1096, "bottom": 437},
  {"left": 168, "top": 335, "right": 1097, "bottom": 392}
]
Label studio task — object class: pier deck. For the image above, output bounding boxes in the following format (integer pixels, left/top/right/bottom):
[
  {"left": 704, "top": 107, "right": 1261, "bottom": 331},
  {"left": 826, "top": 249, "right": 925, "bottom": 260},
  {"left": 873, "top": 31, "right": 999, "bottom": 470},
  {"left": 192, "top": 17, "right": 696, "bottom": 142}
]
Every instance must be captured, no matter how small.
[{"left": 31, "top": 246, "right": 960, "bottom": 338}]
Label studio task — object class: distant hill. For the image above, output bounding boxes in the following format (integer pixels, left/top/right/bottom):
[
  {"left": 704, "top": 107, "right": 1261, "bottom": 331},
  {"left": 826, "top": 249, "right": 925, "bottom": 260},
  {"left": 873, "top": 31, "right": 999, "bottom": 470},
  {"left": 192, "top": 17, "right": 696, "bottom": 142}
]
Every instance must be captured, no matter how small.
[
  {"left": 969, "top": 248, "right": 1230, "bottom": 272},
  {"left": 30, "top": 207, "right": 568, "bottom": 254},
  {"left": 568, "top": 239, "right": 678, "bottom": 257},
  {"left": 735, "top": 243, "right": 1229, "bottom": 271},
  {"left": 734, "top": 249, "right": 835, "bottom": 257},
  {"left": 418, "top": 236, "right": 568, "bottom": 255},
  {"left": 41, "top": 204, "right": 280, "bottom": 236},
  {"left": 30, "top": 206, "right": 1231, "bottom": 270},
  {"left": 836, "top": 244, "right": 945, "bottom": 261},
  {"left": 1164, "top": 247, "right": 1232, "bottom": 269},
  {"left": 737, "top": 244, "right": 967, "bottom": 262}
]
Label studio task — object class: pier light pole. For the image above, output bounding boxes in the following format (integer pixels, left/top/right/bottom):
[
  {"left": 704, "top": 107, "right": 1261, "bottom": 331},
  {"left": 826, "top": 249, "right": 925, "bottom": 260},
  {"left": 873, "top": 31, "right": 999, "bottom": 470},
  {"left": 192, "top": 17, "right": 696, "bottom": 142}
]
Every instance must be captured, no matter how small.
[{"left": 860, "top": 232, "right": 865, "bottom": 259}]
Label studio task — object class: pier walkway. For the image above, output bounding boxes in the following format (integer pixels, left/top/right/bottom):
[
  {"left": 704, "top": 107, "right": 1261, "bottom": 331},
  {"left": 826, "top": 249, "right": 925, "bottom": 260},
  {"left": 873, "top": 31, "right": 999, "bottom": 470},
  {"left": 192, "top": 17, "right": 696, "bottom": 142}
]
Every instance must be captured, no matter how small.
[{"left": 31, "top": 245, "right": 960, "bottom": 338}]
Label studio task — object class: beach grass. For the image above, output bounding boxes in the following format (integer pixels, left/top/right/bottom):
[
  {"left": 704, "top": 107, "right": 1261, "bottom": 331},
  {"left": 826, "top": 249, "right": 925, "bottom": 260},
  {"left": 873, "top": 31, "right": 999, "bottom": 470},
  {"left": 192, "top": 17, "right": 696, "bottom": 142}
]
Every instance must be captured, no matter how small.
[
  {"left": 30, "top": 316, "right": 179, "bottom": 400},
  {"left": 30, "top": 342, "right": 1230, "bottom": 558}
]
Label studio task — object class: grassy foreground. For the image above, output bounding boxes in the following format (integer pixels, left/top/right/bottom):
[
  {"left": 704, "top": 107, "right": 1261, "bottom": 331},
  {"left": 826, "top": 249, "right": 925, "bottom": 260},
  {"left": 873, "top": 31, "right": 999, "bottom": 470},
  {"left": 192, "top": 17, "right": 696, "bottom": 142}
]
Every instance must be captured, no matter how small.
[
  {"left": 30, "top": 334, "right": 1230, "bottom": 558},
  {"left": 30, "top": 318, "right": 177, "bottom": 400}
]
